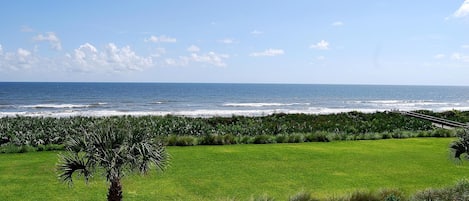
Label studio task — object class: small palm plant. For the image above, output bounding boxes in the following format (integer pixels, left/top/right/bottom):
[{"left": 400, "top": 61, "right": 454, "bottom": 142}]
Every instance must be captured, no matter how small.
[
  {"left": 451, "top": 128, "right": 469, "bottom": 160},
  {"left": 57, "top": 120, "right": 169, "bottom": 201}
]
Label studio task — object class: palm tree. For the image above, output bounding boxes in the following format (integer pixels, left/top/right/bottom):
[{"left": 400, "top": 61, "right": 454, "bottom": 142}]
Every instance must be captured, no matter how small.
[{"left": 57, "top": 120, "right": 169, "bottom": 201}]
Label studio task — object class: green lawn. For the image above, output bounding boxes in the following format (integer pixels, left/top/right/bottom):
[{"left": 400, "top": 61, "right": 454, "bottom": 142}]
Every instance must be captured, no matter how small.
[{"left": 1, "top": 138, "right": 468, "bottom": 200}]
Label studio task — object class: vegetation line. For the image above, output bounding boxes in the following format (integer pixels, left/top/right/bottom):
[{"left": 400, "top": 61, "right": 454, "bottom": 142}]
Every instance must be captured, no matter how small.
[{"left": 2, "top": 110, "right": 469, "bottom": 153}]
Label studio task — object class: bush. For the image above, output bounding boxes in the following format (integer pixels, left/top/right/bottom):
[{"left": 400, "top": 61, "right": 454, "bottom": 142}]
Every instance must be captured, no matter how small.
[
  {"left": 287, "top": 134, "right": 305, "bottom": 143},
  {"left": 239, "top": 136, "right": 253, "bottom": 144},
  {"left": 165, "top": 135, "right": 198, "bottom": 146},
  {"left": 411, "top": 188, "right": 442, "bottom": 201},
  {"left": 305, "top": 132, "right": 330, "bottom": 142},
  {"left": 0, "top": 144, "right": 36, "bottom": 153},
  {"left": 381, "top": 132, "right": 392, "bottom": 139},
  {"left": 378, "top": 189, "right": 406, "bottom": 201},
  {"left": 411, "top": 179, "right": 469, "bottom": 201},
  {"left": 289, "top": 191, "right": 319, "bottom": 201},
  {"left": 349, "top": 190, "right": 380, "bottom": 201},
  {"left": 275, "top": 135, "right": 288, "bottom": 143},
  {"left": 166, "top": 135, "right": 178, "bottom": 146},
  {"left": 223, "top": 134, "right": 236, "bottom": 145},
  {"left": 430, "top": 128, "right": 454, "bottom": 138},
  {"left": 199, "top": 135, "right": 225, "bottom": 145},
  {"left": 44, "top": 144, "right": 64, "bottom": 151},
  {"left": 253, "top": 135, "right": 274, "bottom": 144},
  {"left": 416, "top": 131, "right": 429, "bottom": 138}
]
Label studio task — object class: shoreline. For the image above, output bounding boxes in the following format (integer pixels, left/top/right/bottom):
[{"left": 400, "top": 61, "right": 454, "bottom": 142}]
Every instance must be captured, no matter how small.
[{"left": 1, "top": 108, "right": 469, "bottom": 118}]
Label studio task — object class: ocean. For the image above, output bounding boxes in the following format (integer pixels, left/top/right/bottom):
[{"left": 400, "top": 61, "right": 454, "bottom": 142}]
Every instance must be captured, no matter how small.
[{"left": 1, "top": 82, "right": 469, "bottom": 118}]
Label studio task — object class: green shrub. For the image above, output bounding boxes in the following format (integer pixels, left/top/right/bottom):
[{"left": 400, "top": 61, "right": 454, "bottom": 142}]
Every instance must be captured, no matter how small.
[
  {"left": 275, "top": 135, "right": 288, "bottom": 143},
  {"left": 328, "top": 133, "right": 346, "bottom": 141},
  {"left": 223, "top": 134, "right": 236, "bottom": 145},
  {"left": 253, "top": 135, "right": 274, "bottom": 144},
  {"left": 364, "top": 133, "right": 382, "bottom": 140},
  {"left": 381, "top": 132, "right": 392, "bottom": 139},
  {"left": 44, "top": 144, "right": 64, "bottom": 151},
  {"left": 411, "top": 179, "right": 469, "bottom": 201},
  {"left": 430, "top": 128, "right": 454, "bottom": 138},
  {"left": 179, "top": 136, "right": 198, "bottom": 146},
  {"left": 349, "top": 190, "right": 380, "bottom": 201},
  {"left": 378, "top": 189, "right": 406, "bottom": 201},
  {"left": 166, "top": 135, "right": 198, "bottom": 146},
  {"left": 392, "top": 132, "right": 411, "bottom": 139},
  {"left": 36, "top": 144, "right": 46, "bottom": 151},
  {"left": 287, "top": 134, "right": 305, "bottom": 143},
  {"left": 166, "top": 135, "right": 179, "bottom": 146},
  {"left": 0, "top": 144, "right": 36, "bottom": 153},
  {"left": 289, "top": 191, "right": 319, "bottom": 201},
  {"left": 416, "top": 131, "right": 429, "bottom": 137},
  {"left": 239, "top": 136, "right": 253, "bottom": 144},
  {"left": 411, "top": 188, "right": 441, "bottom": 201},
  {"left": 199, "top": 135, "right": 224, "bottom": 145},
  {"left": 384, "top": 194, "right": 402, "bottom": 201},
  {"left": 305, "top": 132, "right": 330, "bottom": 142}
]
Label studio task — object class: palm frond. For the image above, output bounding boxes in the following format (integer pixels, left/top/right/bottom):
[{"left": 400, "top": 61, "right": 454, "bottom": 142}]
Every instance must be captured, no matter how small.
[
  {"left": 128, "top": 140, "right": 169, "bottom": 174},
  {"left": 57, "top": 152, "right": 93, "bottom": 185}
]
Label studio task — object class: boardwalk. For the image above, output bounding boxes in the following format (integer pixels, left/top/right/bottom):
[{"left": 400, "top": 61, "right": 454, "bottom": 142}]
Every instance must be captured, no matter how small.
[{"left": 394, "top": 110, "right": 468, "bottom": 129}]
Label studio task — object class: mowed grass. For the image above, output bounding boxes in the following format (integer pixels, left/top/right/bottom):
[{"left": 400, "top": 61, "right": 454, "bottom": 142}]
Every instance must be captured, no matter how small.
[{"left": 1, "top": 138, "right": 469, "bottom": 200}]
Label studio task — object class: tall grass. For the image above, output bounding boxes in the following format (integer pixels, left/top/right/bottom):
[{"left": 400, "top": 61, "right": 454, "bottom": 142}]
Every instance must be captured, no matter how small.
[
  {"left": 1, "top": 111, "right": 465, "bottom": 153},
  {"left": 0, "top": 111, "right": 439, "bottom": 146}
]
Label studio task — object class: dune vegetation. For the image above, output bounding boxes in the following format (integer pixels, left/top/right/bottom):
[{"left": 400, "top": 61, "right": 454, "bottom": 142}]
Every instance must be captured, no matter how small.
[{"left": 2, "top": 110, "right": 469, "bottom": 153}]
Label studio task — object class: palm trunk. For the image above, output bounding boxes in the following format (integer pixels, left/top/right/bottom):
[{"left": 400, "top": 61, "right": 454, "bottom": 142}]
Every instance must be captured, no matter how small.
[{"left": 107, "top": 177, "right": 123, "bottom": 201}]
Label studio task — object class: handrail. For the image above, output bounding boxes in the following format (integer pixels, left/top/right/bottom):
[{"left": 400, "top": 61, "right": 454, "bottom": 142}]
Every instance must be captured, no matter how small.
[{"left": 393, "top": 110, "right": 468, "bottom": 129}]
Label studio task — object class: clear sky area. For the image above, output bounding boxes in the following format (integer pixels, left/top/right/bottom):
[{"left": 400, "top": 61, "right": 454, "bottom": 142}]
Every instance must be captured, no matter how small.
[{"left": 1, "top": 1, "right": 469, "bottom": 85}]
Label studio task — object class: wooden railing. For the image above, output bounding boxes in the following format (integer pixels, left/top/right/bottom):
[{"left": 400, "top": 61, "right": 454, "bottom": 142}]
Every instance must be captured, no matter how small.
[{"left": 393, "top": 110, "right": 468, "bottom": 129}]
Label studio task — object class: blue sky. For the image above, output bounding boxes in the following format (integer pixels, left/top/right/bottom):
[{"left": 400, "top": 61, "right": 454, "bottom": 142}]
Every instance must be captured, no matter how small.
[{"left": 1, "top": 1, "right": 469, "bottom": 85}]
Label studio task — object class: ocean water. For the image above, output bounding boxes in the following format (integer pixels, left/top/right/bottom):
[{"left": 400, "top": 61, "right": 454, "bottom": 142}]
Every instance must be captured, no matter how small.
[{"left": 1, "top": 82, "right": 469, "bottom": 117}]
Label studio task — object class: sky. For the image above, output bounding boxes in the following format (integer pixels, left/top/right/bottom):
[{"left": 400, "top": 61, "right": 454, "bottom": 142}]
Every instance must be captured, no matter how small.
[{"left": 0, "top": 0, "right": 469, "bottom": 85}]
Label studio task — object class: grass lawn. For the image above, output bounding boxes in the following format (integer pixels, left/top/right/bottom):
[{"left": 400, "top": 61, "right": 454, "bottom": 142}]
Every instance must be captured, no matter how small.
[{"left": 1, "top": 138, "right": 469, "bottom": 200}]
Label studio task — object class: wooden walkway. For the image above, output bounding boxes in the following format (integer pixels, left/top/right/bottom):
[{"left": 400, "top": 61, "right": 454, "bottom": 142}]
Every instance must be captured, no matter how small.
[{"left": 393, "top": 110, "right": 468, "bottom": 129}]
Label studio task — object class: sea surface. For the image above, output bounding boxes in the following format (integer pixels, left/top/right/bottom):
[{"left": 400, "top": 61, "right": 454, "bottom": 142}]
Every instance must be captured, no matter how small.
[{"left": 1, "top": 82, "right": 469, "bottom": 118}]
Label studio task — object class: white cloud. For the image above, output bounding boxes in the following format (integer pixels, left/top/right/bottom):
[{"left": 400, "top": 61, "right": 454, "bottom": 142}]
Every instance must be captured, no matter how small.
[
  {"left": 462, "top": 44, "right": 469, "bottom": 49},
  {"left": 251, "top": 30, "right": 263, "bottom": 35},
  {"left": 0, "top": 47, "right": 37, "bottom": 71},
  {"left": 166, "top": 52, "right": 229, "bottom": 67},
  {"left": 250, "top": 49, "right": 285, "bottom": 57},
  {"left": 164, "top": 58, "right": 178, "bottom": 66},
  {"left": 310, "top": 40, "right": 330, "bottom": 50},
  {"left": 451, "top": 0, "right": 469, "bottom": 18},
  {"left": 144, "top": 35, "right": 177, "bottom": 43},
  {"left": 17, "top": 48, "right": 31, "bottom": 57},
  {"left": 451, "top": 52, "right": 469, "bottom": 62},
  {"left": 21, "top": 25, "right": 34, "bottom": 32},
  {"left": 187, "top": 45, "right": 200, "bottom": 52},
  {"left": 331, "top": 21, "right": 344, "bottom": 26},
  {"left": 69, "top": 42, "right": 153, "bottom": 72},
  {"left": 190, "top": 52, "right": 229, "bottom": 67},
  {"left": 71, "top": 43, "right": 101, "bottom": 70},
  {"left": 33, "top": 32, "right": 62, "bottom": 50},
  {"left": 218, "top": 38, "right": 236, "bottom": 44},
  {"left": 434, "top": 54, "right": 446, "bottom": 59},
  {"left": 105, "top": 43, "right": 153, "bottom": 71}
]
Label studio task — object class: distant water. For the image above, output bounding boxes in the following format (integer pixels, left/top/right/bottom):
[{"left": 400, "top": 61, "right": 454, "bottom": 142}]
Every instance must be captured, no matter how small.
[{"left": 1, "top": 82, "right": 469, "bottom": 117}]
